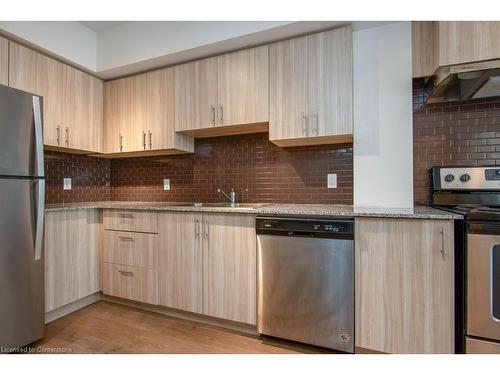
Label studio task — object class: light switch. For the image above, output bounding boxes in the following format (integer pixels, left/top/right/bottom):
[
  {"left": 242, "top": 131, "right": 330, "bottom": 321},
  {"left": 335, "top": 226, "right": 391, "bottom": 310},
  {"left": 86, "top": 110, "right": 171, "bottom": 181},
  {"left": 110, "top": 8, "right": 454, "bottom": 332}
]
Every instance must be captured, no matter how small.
[
  {"left": 327, "top": 174, "right": 337, "bottom": 189},
  {"left": 163, "top": 178, "right": 170, "bottom": 191},
  {"left": 63, "top": 178, "right": 72, "bottom": 190}
]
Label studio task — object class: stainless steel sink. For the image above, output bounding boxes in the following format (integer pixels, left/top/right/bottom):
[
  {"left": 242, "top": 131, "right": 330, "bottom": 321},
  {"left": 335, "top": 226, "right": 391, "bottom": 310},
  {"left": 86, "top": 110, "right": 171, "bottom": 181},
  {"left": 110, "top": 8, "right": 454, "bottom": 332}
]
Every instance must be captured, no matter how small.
[{"left": 167, "top": 202, "right": 269, "bottom": 208}]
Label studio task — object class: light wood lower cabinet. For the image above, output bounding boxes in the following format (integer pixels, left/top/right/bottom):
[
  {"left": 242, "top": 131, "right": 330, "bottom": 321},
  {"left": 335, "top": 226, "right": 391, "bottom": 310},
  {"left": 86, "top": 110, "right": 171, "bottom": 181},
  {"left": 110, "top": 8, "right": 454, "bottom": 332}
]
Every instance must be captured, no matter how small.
[
  {"left": 158, "top": 212, "right": 203, "bottom": 314},
  {"left": 103, "top": 230, "right": 157, "bottom": 269},
  {"left": 158, "top": 212, "right": 256, "bottom": 325},
  {"left": 102, "top": 263, "right": 157, "bottom": 305},
  {"left": 355, "top": 218, "right": 455, "bottom": 354},
  {"left": 103, "top": 209, "right": 158, "bottom": 233},
  {"left": 44, "top": 209, "right": 100, "bottom": 312},
  {"left": 0, "top": 37, "right": 7, "bottom": 85}
]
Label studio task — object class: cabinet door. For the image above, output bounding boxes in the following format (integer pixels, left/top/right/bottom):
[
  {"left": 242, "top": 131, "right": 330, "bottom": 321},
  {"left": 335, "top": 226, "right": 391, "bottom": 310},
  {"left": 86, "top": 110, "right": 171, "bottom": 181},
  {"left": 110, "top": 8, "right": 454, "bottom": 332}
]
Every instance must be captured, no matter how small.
[
  {"left": 103, "top": 78, "right": 131, "bottom": 153},
  {"left": 62, "top": 65, "right": 103, "bottom": 152},
  {"left": 0, "top": 37, "right": 7, "bottom": 85},
  {"left": 174, "top": 57, "right": 218, "bottom": 132},
  {"left": 217, "top": 45, "right": 269, "bottom": 127},
  {"left": 203, "top": 213, "right": 256, "bottom": 324},
  {"left": 412, "top": 21, "right": 439, "bottom": 78},
  {"left": 9, "top": 43, "right": 63, "bottom": 148},
  {"left": 158, "top": 212, "right": 203, "bottom": 314},
  {"left": 308, "top": 26, "right": 352, "bottom": 139},
  {"left": 128, "top": 73, "right": 149, "bottom": 152},
  {"left": 148, "top": 67, "right": 174, "bottom": 150},
  {"left": 269, "top": 35, "right": 309, "bottom": 142},
  {"left": 439, "top": 21, "right": 500, "bottom": 66},
  {"left": 355, "top": 218, "right": 455, "bottom": 354},
  {"left": 44, "top": 209, "right": 100, "bottom": 312}
]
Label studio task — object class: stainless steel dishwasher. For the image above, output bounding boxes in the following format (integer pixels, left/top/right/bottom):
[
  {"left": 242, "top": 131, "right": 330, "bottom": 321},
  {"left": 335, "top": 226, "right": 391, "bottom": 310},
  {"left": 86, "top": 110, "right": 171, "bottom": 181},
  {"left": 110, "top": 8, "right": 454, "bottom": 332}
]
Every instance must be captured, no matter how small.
[{"left": 256, "top": 216, "right": 354, "bottom": 352}]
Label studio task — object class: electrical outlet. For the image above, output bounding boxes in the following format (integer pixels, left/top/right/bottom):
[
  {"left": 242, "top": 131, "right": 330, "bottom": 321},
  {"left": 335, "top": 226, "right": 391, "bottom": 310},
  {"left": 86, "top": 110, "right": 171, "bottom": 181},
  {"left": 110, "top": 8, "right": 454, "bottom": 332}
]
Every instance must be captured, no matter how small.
[
  {"left": 63, "top": 178, "right": 72, "bottom": 190},
  {"left": 327, "top": 174, "right": 337, "bottom": 189},
  {"left": 163, "top": 178, "right": 170, "bottom": 191}
]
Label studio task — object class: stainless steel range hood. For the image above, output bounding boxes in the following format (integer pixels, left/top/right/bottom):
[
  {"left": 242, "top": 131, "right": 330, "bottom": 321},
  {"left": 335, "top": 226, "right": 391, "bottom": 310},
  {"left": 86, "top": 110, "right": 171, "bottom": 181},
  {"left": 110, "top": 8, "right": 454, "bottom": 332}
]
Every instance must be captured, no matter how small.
[{"left": 425, "top": 59, "right": 500, "bottom": 103}]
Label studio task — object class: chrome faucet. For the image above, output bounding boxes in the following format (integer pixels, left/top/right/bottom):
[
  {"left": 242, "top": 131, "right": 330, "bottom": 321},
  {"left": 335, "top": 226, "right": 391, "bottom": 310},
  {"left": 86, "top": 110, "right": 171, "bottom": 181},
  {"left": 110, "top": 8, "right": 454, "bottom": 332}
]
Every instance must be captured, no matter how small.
[{"left": 218, "top": 188, "right": 236, "bottom": 204}]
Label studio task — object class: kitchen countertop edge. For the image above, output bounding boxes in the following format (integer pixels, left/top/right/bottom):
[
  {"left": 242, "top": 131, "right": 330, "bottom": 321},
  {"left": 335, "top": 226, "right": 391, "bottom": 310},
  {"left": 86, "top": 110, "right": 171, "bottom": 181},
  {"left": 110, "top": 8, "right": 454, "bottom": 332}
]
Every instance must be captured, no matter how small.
[{"left": 44, "top": 202, "right": 462, "bottom": 220}]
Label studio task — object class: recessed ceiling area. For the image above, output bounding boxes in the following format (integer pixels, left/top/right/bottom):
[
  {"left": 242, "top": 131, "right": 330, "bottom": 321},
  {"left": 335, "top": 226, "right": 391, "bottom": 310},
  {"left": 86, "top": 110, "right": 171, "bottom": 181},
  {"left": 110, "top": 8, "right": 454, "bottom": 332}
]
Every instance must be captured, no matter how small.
[{"left": 80, "top": 21, "right": 127, "bottom": 32}]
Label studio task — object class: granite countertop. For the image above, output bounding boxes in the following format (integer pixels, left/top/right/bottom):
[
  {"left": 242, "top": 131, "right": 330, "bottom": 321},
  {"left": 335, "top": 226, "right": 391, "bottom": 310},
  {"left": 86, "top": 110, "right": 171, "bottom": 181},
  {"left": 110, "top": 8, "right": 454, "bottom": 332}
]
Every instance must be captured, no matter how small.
[{"left": 44, "top": 201, "right": 462, "bottom": 220}]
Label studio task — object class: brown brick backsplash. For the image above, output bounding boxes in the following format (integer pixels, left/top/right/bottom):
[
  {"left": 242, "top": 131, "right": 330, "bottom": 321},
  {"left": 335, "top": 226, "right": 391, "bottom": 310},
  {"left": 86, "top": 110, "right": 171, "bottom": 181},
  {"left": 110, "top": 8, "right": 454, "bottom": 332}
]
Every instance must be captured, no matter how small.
[
  {"left": 413, "top": 79, "right": 500, "bottom": 205},
  {"left": 44, "top": 151, "right": 111, "bottom": 204},
  {"left": 45, "top": 133, "right": 353, "bottom": 204},
  {"left": 110, "top": 133, "right": 353, "bottom": 204}
]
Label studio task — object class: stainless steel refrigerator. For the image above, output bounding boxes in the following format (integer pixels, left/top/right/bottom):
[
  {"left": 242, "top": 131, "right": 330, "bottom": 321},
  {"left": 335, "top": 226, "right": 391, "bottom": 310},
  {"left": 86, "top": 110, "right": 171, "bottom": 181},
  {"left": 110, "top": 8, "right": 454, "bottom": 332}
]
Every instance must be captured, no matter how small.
[{"left": 0, "top": 84, "right": 45, "bottom": 351}]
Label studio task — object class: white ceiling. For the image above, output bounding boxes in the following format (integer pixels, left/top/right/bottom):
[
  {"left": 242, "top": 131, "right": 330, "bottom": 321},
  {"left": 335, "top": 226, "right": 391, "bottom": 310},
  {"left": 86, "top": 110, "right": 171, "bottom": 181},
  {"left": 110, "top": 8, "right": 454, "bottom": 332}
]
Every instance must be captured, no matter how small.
[
  {"left": 80, "top": 21, "right": 126, "bottom": 32},
  {"left": 0, "top": 21, "right": 395, "bottom": 79}
]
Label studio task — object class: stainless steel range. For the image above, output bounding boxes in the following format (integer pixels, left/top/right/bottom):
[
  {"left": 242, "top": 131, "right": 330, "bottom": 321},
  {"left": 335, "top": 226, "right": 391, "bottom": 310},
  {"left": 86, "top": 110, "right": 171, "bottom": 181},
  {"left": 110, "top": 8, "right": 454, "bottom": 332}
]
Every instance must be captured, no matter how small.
[{"left": 432, "top": 166, "right": 500, "bottom": 354}]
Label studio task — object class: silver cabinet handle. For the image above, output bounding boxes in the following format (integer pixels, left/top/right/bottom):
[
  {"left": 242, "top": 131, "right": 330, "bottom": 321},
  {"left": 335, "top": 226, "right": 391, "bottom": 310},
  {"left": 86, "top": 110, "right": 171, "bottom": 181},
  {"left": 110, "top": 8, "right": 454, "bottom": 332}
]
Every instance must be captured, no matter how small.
[
  {"left": 440, "top": 228, "right": 445, "bottom": 258},
  {"left": 118, "top": 213, "right": 134, "bottom": 219},
  {"left": 65, "top": 126, "right": 69, "bottom": 146},
  {"left": 142, "top": 131, "right": 146, "bottom": 150},
  {"left": 149, "top": 130, "right": 152, "bottom": 149},
  {"left": 301, "top": 112, "right": 308, "bottom": 135},
  {"left": 204, "top": 218, "right": 209, "bottom": 239},
  {"left": 312, "top": 112, "right": 319, "bottom": 135},
  {"left": 119, "top": 133, "right": 123, "bottom": 152},
  {"left": 211, "top": 106, "right": 216, "bottom": 125},
  {"left": 118, "top": 270, "right": 134, "bottom": 277},
  {"left": 219, "top": 105, "right": 223, "bottom": 124},
  {"left": 56, "top": 125, "right": 60, "bottom": 146},
  {"left": 195, "top": 219, "right": 200, "bottom": 239},
  {"left": 118, "top": 236, "right": 134, "bottom": 242}
]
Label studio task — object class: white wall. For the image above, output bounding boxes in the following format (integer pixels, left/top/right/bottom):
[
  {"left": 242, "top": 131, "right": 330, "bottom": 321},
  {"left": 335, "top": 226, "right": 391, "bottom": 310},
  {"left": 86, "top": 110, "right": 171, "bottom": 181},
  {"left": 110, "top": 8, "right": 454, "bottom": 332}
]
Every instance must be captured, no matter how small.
[
  {"left": 353, "top": 22, "right": 413, "bottom": 208},
  {"left": 0, "top": 21, "right": 97, "bottom": 71}
]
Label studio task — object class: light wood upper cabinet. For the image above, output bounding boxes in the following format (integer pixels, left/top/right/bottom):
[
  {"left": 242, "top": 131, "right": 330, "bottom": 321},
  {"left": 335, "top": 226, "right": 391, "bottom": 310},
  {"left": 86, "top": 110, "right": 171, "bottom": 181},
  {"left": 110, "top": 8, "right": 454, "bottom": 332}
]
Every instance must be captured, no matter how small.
[
  {"left": 269, "top": 35, "right": 309, "bottom": 141},
  {"left": 203, "top": 213, "right": 256, "bottom": 325},
  {"left": 174, "top": 57, "right": 218, "bottom": 132},
  {"left": 9, "top": 42, "right": 103, "bottom": 152},
  {"left": 270, "top": 26, "right": 353, "bottom": 147},
  {"left": 44, "top": 209, "right": 100, "bottom": 312},
  {"left": 103, "top": 69, "right": 193, "bottom": 155},
  {"left": 412, "top": 21, "right": 500, "bottom": 77},
  {"left": 217, "top": 45, "right": 269, "bottom": 127},
  {"left": 174, "top": 46, "right": 269, "bottom": 137},
  {"left": 9, "top": 42, "right": 63, "bottom": 148},
  {"left": 412, "top": 21, "right": 439, "bottom": 78},
  {"left": 308, "top": 28, "right": 352, "bottom": 139},
  {"left": 158, "top": 212, "right": 203, "bottom": 314},
  {"left": 355, "top": 218, "right": 455, "bottom": 354},
  {"left": 0, "top": 37, "right": 7, "bottom": 85},
  {"left": 439, "top": 21, "right": 500, "bottom": 66},
  {"left": 104, "top": 78, "right": 129, "bottom": 153},
  {"left": 62, "top": 65, "right": 103, "bottom": 153}
]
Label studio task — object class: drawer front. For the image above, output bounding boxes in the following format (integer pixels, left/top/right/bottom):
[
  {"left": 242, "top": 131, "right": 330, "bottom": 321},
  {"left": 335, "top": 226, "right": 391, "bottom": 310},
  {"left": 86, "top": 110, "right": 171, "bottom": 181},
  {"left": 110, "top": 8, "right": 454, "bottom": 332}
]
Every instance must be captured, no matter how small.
[
  {"left": 102, "top": 263, "right": 157, "bottom": 305},
  {"left": 103, "top": 210, "right": 158, "bottom": 233},
  {"left": 103, "top": 231, "right": 157, "bottom": 269}
]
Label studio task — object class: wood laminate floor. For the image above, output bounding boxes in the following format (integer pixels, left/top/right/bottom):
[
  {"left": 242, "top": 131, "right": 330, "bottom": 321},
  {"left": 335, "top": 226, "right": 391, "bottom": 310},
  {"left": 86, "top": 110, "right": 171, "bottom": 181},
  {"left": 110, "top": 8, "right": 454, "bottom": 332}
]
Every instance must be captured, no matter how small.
[{"left": 34, "top": 301, "right": 329, "bottom": 354}]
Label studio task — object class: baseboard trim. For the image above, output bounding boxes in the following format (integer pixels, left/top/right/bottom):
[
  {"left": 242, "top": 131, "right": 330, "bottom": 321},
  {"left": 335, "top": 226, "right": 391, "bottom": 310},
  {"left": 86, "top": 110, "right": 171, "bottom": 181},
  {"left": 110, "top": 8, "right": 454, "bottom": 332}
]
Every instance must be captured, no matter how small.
[
  {"left": 45, "top": 292, "right": 101, "bottom": 323},
  {"left": 101, "top": 294, "right": 258, "bottom": 336}
]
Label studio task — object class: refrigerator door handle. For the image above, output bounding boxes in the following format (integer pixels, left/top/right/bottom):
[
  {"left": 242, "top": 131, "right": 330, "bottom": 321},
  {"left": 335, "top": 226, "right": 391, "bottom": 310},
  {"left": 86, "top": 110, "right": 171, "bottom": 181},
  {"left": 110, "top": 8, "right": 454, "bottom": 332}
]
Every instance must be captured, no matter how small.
[
  {"left": 32, "top": 96, "right": 44, "bottom": 178},
  {"left": 34, "top": 179, "right": 45, "bottom": 261}
]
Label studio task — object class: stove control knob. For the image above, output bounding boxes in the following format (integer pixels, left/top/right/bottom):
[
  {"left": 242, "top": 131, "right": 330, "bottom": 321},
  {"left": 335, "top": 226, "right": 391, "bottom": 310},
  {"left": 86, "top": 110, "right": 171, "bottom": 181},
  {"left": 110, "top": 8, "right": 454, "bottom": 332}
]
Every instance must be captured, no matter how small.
[
  {"left": 444, "top": 174, "right": 455, "bottom": 182},
  {"left": 460, "top": 174, "right": 471, "bottom": 182}
]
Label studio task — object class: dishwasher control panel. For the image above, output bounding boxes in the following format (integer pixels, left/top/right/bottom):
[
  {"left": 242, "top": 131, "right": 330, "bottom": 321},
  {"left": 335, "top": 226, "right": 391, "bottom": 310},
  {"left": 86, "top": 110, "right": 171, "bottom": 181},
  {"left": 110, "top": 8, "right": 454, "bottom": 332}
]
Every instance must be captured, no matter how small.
[{"left": 256, "top": 217, "right": 354, "bottom": 238}]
